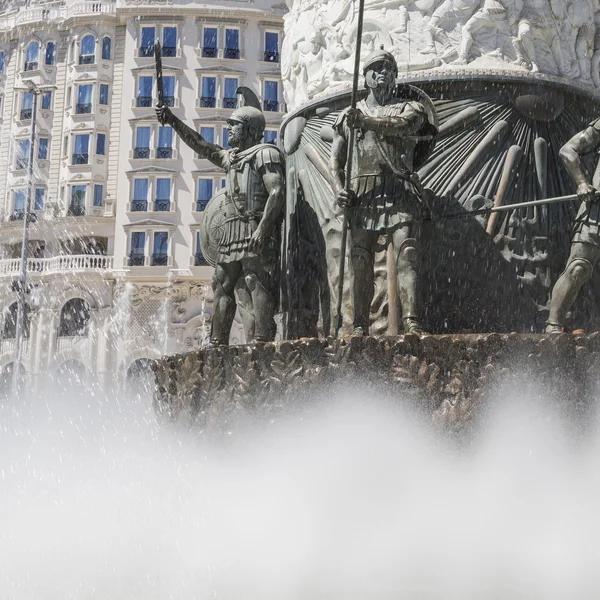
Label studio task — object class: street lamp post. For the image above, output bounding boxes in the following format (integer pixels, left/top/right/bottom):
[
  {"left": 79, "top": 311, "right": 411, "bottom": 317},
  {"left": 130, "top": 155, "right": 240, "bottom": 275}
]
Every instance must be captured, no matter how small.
[{"left": 12, "top": 84, "right": 39, "bottom": 396}]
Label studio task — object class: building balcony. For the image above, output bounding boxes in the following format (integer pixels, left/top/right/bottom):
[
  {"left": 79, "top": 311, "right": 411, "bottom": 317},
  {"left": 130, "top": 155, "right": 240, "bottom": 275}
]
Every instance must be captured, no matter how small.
[
  {"left": 163, "top": 96, "right": 175, "bottom": 107},
  {"left": 224, "top": 48, "right": 240, "bottom": 60},
  {"left": 136, "top": 96, "right": 153, "bottom": 108},
  {"left": 72, "top": 153, "right": 89, "bottom": 165},
  {"left": 14, "top": 159, "right": 28, "bottom": 171},
  {"left": 76, "top": 103, "right": 92, "bottom": 114},
  {"left": 156, "top": 147, "right": 173, "bottom": 159},
  {"left": 67, "top": 2, "right": 116, "bottom": 18},
  {"left": 194, "top": 252, "right": 208, "bottom": 266},
  {"left": 196, "top": 200, "right": 209, "bottom": 212},
  {"left": 55, "top": 335, "right": 89, "bottom": 353},
  {"left": 67, "top": 204, "right": 85, "bottom": 217},
  {"left": 9, "top": 210, "right": 26, "bottom": 221},
  {"left": 201, "top": 47, "right": 218, "bottom": 58},
  {"left": 129, "top": 254, "right": 145, "bottom": 267},
  {"left": 133, "top": 147, "right": 151, "bottom": 159},
  {"left": 263, "top": 51, "right": 280, "bottom": 63},
  {"left": 0, "top": 338, "right": 29, "bottom": 357},
  {"left": 162, "top": 46, "right": 177, "bottom": 58},
  {"left": 139, "top": 45, "right": 154, "bottom": 58},
  {"left": 199, "top": 96, "right": 216, "bottom": 109},
  {"left": 154, "top": 199, "right": 170, "bottom": 212},
  {"left": 263, "top": 100, "right": 280, "bottom": 112},
  {"left": 223, "top": 97, "right": 238, "bottom": 109},
  {"left": 131, "top": 200, "right": 148, "bottom": 212},
  {"left": 20, "top": 109, "right": 32, "bottom": 121},
  {"left": 0, "top": 255, "right": 114, "bottom": 277},
  {"left": 79, "top": 54, "right": 95, "bottom": 65},
  {"left": 24, "top": 61, "right": 39, "bottom": 72},
  {"left": 152, "top": 253, "right": 168, "bottom": 266}
]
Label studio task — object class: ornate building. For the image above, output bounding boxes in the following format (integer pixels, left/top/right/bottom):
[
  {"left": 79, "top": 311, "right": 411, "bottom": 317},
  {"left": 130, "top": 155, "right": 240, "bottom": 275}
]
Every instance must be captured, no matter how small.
[{"left": 0, "top": 0, "right": 286, "bottom": 390}]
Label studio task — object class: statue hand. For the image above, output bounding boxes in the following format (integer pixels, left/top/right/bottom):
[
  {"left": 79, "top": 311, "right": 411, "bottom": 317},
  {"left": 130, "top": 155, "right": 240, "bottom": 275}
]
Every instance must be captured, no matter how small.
[
  {"left": 337, "top": 189, "right": 357, "bottom": 208},
  {"left": 247, "top": 226, "right": 266, "bottom": 254},
  {"left": 577, "top": 182, "right": 598, "bottom": 204},
  {"left": 346, "top": 108, "right": 365, "bottom": 129},
  {"left": 155, "top": 103, "right": 171, "bottom": 126}
]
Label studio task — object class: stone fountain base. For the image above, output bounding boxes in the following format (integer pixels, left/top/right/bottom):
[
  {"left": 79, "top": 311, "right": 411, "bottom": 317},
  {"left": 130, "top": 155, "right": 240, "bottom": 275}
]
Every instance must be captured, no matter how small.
[{"left": 153, "top": 334, "right": 600, "bottom": 432}]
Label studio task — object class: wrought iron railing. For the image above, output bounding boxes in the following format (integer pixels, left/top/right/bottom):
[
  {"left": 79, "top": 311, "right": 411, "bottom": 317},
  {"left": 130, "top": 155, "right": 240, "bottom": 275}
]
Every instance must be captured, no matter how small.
[
  {"left": 15, "top": 158, "right": 28, "bottom": 170},
  {"left": 134, "top": 147, "right": 150, "bottom": 159},
  {"left": 152, "top": 254, "right": 168, "bottom": 266},
  {"left": 202, "top": 47, "right": 217, "bottom": 58},
  {"left": 196, "top": 200, "right": 209, "bottom": 212},
  {"left": 154, "top": 200, "right": 170, "bottom": 211},
  {"left": 72, "top": 153, "right": 89, "bottom": 165},
  {"left": 76, "top": 103, "right": 92, "bottom": 114},
  {"left": 129, "top": 254, "right": 145, "bottom": 266},
  {"left": 139, "top": 45, "right": 154, "bottom": 57},
  {"left": 263, "top": 100, "right": 279, "bottom": 112},
  {"left": 199, "top": 96, "right": 216, "bottom": 108},
  {"left": 136, "top": 96, "right": 152, "bottom": 107},
  {"left": 79, "top": 54, "right": 95, "bottom": 65},
  {"left": 263, "top": 51, "right": 279, "bottom": 62},
  {"left": 163, "top": 96, "right": 175, "bottom": 107},
  {"left": 224, "top": 48, "right": 240, "bottom": 59},
  {"left": 222, "top": 97, "right": 237, "bottom": 109},
  {"left": 156, "top": 147, "right": 172, "bottom": 159},
  {"left": 20, "top": 108, "right": 32, "bottom": 120},
  {"left": 162, "top": 46, "right": 177, "bottom": 57},
  {"left": 194, "top": 252, "right": 208, "bottom": 266},
  {"left": 131, "top": 200, "right": 148, "bottom": 212},
  {"left": 24, "top": 60, "right": 38, "bottom": 71},
  {"left": 9, "top": 210, "right": 25, "bottom": 221},
  {"left": 67, "top": 204, "right": 85, "bottom": 216}
]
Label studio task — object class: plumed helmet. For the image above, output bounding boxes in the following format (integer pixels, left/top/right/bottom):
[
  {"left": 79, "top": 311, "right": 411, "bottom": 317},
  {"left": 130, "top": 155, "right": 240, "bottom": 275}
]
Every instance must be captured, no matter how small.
[
  {"left": 362, "top": 45, "right": 398, "bottom": 77},
  {"left": 229, "top": 86, "right": 266, "bottom": 137}
]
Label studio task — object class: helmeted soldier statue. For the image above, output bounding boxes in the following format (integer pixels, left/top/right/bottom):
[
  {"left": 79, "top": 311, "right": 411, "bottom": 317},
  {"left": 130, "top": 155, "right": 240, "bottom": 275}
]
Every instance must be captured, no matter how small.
[
  {"left": 546, "top": 119, "right": 600, "bottom": 333},
  {"left": 156, "top": 90, "right": 285, "bottom": 345},
  {"left": 330, "top": 47, "right": 438, "bottom": 335}
]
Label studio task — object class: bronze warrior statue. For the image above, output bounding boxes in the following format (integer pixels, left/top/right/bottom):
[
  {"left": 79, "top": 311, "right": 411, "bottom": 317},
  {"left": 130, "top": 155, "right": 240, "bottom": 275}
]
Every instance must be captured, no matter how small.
[
  {"left": 156, "top": 90, "right": 285, "bottom": 345},
  {"left": 330, "top": 47, "right": 437, "bottom": 336},
  {"left": 546, "top": 119, "right": 600, "bottom": 333}
]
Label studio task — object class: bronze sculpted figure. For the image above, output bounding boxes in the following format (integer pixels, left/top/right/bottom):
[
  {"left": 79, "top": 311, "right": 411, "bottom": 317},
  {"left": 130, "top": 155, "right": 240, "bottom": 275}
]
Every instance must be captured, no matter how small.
[
  {"left": 330, "top": 47, "right": 437, "bottom": 336},
  {"left": 156, "top": 91, "right": 285, "bottom": 345},
  {"left": 546, "top": 119, "right": 600, "bottom": 333}
]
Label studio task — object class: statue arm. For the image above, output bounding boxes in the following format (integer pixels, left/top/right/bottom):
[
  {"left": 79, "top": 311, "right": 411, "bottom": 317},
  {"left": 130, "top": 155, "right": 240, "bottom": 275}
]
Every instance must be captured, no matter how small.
[
  {"left": 157, "top": 105, "right": 227, "bottom": 168},
  {"left": 559, "top": 125, "right": 600, "bottom": 187},
  {"left": 331, "top": 129, "right": 348, "bottom": 195},
  {"left": 357, "top": 107, "right": 426, "bottom": 138}
]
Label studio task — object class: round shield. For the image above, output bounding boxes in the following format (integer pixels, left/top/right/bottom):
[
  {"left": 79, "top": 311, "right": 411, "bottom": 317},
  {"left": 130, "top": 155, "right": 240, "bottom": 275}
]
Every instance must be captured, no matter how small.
[{"left": 199, "top": 188, "right": 230, "bottom": 268}]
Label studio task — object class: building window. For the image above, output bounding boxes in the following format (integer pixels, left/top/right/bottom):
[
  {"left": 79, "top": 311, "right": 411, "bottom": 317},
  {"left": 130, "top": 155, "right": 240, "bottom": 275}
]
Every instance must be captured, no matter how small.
[
  {"left": 38, "top": 137, "right": 49, "bottom": 159},
  {"left": 134, "top": 126, "right": 151, "bottom": 158},
  {"left": 129, "top": 232, "right": 146, "bottom": 266},
  {"left": 73, "top": 134, "right": 90, "bottom": 164},
  {"left": 15, "top": 139, "right": 30, "bottom": 170},
  {"left": 45, "top": 42, "right": 55, "bottom": 66},
  {"left": 162, "top": 26, "right": 177, "bottom": 57},
  {"left": 264, "top": 130, "right": 277, "bottom": 145},
  {"left": 34, "top": 188, "right": 45, "bottom": 211},
  {"left": 200, "top": 76, "right": 216, "bottom": 108},
  {"left": 198, "top": 126, "right": 214, "bottom": 158},
  {"left": 137, "top": 75, "right": 153, "bottom": 107},
  {"left": 225, "top": 28, "right": 240, "bottom": 60},
  {"left": 157, "top": 126, "right": 173, "bottom": 158},
  {"left": 99, "top": 84, "right": 109, "bottom": 105},
  {"left": 79, "top": 34, "right": 95, "bottom": 65},
  {"left": 14, "top": 190, "right": 26, "bottom": 212},
  {"left": 21, "top": 91, "right": 33, "bottom": 120},
  {"left": 93, "top": 184, "right": 103, "bottom": 207},
  {"left": 264, "top": 32, "right": 279, "bottom": 62},
  {"left": 152, "top": 231, "right": 169, "bottom": 265},
  {"left": 196, "top": 178, "right": 212, "bottom": 211},
  {"left": 96, "top": 133, "right": 106, "bottom": 155},
  {"left": 102, "top": 36, "right": 111, "bottom": 60},
  {"left": 69, "top": 185, "right": 87, "bottom": 216},
  {"left": 0, "top": 51, "right": 5, "bottom": 74},
  {"left": 59, "top": 299, "right": 90, "bottom": 337},
  {"left": 63, "top": 135, "right": 68, "bottom": 157},
  {"left": 41, "top": 90, "right": 52, "bottom": 110},
  {"left": 76, "top": 84, "right": 93, "bottom": 114},
  {"left": 24, "top": 41, "right": 39, "bottom": 71},
  {"left": 163, "top": 75, "right": 175, "bottom": 107},
  {"left": 202, "top": 27, "right": 218, "bottom": 58},
  {"left": 223, "top": 77, "right": 238, "bottom": 109},
  {"left": 140, "top": 26, "right": 155, "bottom": 57},
  {"left": 194, "top": 231, "right": 208, "bottom": 265},
  {"left": 132, "top": 179, "right": 149, "bottom": 211},
  {"left": 155, "top": 178, "right": 171, "bottom": 211},
  {"left": 222, "top": 127, "right": 230, "bottom": 148},
  {"left": 263, "top": 80, "right": 279, "bottom": 111}
]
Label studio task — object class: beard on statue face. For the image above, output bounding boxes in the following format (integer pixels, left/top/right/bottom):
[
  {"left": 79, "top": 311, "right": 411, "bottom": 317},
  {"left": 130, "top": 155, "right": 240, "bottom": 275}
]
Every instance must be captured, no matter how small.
[{"left": 227, "top": 121, "right": 246, "bottom": 147}]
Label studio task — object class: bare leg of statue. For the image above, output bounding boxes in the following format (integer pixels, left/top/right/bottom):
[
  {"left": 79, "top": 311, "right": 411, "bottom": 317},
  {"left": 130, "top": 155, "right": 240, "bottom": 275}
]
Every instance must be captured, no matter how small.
[
  {"left": 392, "top": 224, "right": 425, "bottom": 334},
  {"left": 350, "top": 228, "right": 379, "bottom": 336},
  {"left": 211, "top": 262, "right": 242, "bottom": 345},
  {"left": 243, "top": 257, "right": 276, "bottom": 342}
]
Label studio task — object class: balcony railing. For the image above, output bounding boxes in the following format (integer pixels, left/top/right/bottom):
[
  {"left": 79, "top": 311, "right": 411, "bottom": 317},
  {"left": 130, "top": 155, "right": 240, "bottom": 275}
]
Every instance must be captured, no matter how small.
[
  {"left": 76, "top": 103, "right": 92, "bottom": 114},
  {"left": 222, "top": 97, "right": 237, "bottom": 109},
  {"left": 129, "top": 254, "right": 145, "bottom": 266},
  {"left": 163, "top": 96, "right": 175, "bottom": 107},
  {"left": 24, "top": 61, "right": 39, "bottom": 72},
  {"left": 139, "top": 45, "right": 154, "bottom": 57},
  {"left": 131, "top": 200, "right": 148, "bottom": 212},
  {"left": 263, "top": 100, "right": 279, "bottom": 112},
  {"left": 194, "top": 252, "right": 208, "bottom": 266},
  {"left": 154, "top": 199, "right": 170, "bottom": 211},
  {"left": 202, "top": 47, "right": 218, "bottom": 58},
  {"left": 67, "top": 204, "right": 85, "bottom": 216},
  {"left": 20, "top": 109, "right": 32, "bottom": 120},
  {"left": 196, "top": 200, "right": 209, "bottom": 211},
  {"left": 162, "top": 46, "right": 177, "bottom": 57},
  {"left": 152, "top": 253, "right": 168, "bottom": 266},
  {"left": 1, "top": 2, "right": 115, "bottom": 31},
  {"left": 224, "top": 48, "right": 240, "bottom": 59},
  {"left": 0, "top": 255, "right": 114, "bottom": 276},
  {"left": 136, "top": 96, "right": 152, "bottom": 108},
  {"left": 263, "top": 51, "right": 280, "bottom": 63},
  {"left": 156, "top": 147, "right": 172, "bottom": 159},
  {"left": 72, "top": 153, "right": 89, "bottom": 165},
  {"left": 79, "top": 54, "right": 95, "bottom": 65},
  {"left": 15, "top": 159, "right": 28, "bottom": 170},
  {"left": 9, "top": 210, "right": 25, "bottom": 221},
  {"left": 199, "top": 96, "right": 216, "bottom": 108},
  {"left": 134, "top": 147, "right": 150, "bottom": 159}
]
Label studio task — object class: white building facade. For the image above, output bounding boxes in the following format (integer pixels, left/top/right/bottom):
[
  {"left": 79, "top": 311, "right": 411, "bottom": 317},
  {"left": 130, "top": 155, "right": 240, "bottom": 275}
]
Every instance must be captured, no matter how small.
[{"left": 0, "top": 0, "right": 286, "bottom": 391}]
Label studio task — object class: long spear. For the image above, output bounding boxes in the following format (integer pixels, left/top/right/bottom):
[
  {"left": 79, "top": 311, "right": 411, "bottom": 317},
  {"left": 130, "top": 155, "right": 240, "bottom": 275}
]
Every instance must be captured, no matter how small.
[
  {"left": 335, "top": 0, "right": 366, "bottom": 337},
  {"left": 154, "top": 39, "right": 164, "bottom": 107},
  {"left": 426, "top": 193, "right": 580, "bottom": 223}
]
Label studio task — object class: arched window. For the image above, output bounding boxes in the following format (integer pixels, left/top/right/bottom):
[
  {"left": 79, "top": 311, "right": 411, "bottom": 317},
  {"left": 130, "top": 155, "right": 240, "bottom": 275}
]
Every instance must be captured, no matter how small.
[
  {"left": 3, "top": 302, "right": 30, "bottom": 339},
  {"left": 45, "top": 41, "right": 55, "bottom": 65},
  {"left": 58, "top": 298, "right": 90, "bottom": 337},
  {"left": 102, "top": 36, "right": 111, "bottom": 60},
  {"left": 126, "top": 358, "right": 155, "bottom": 394},
  {"left": 24, "top": 41, "right": 39, "bottom": 71},
  {"left": 79, "top": 35, "right": 95, "bottom": 65}
]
